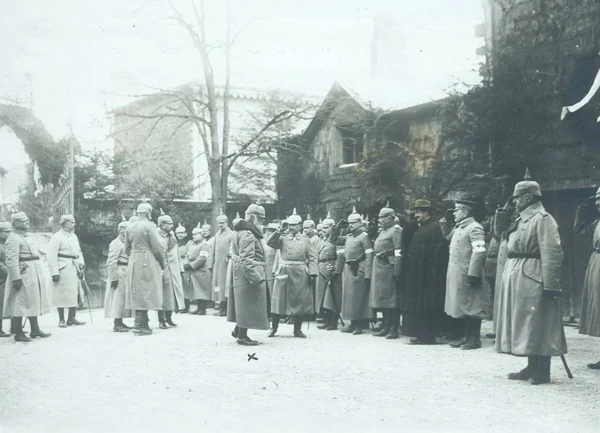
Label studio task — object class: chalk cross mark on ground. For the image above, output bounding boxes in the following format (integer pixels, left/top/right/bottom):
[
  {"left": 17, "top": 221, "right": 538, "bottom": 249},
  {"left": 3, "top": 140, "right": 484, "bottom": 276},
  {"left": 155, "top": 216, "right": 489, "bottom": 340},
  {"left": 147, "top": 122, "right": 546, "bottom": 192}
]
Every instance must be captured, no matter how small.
[{"left": 248, "top": 353, "right": 258, "bottom": 362}]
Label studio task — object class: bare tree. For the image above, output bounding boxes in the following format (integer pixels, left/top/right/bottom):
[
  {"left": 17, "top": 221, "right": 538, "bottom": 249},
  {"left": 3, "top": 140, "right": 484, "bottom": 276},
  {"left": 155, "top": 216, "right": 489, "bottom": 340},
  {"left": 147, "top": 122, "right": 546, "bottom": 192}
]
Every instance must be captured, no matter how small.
[{"left": 111, "top": 0, "right": 315, "bottom": 223}]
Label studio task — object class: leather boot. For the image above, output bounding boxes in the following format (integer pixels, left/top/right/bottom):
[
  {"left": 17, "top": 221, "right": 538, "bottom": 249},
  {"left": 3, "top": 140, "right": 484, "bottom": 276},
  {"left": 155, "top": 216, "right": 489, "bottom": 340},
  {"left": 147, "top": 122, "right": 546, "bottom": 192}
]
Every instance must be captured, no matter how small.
[
  {"left": 157, "top": 311, "right": 168, "bottom": 329},
  {"left": 12, "top": 318, "right": 30, "bottom": 342},
  {"left": 587, "top": 360, "right": 600, "bottom": 370},
  {"left": 165, "top": 310, "right": 177, "bottom": 327},
  {"left": 508, "top": 356, "right": 538, "bottom": 380},
  {"left": 530, "top": 356, "right": 551, "bottom": 385},
  {"left": 29, "top": 317, "right": 51, "bottom": 338},
  {"left": 219, "top": 300, "right": 227, "bottom": 316},
  {"left": 231, "top": 325, "right": 239, "bottom": 339},
  {"left": 268, "top": 315, "right": 279, "bottom": 337},
  {"left": 179, "top": 299, "right": 190, "bottom": 314},
  {"left": 317, "top": 310, "right": 331, "bottom": 330},
  {"left": 67, "top": 307, "right": 85, "bottom": 326},
  {"left": 293, "top": 319, "right": 306, "bottom": 338},
  {"left": 196, "top": 300, "right": 207, "bottom": 315},
  {"left": 386, "top": 311, "right": 399, "bottom": 339},
  {"left": 450, "top": 319, "right": 468, "bottom": 348},
  {"left": 373, "top": 310, "right": 390, "bottom": 337},
  {"left": 133, "top": 311, "right": 152, "bottom": 335},
  {"left": 326, "top": 312, "right": 338, "bottom": 330},
  {"left": 113, "top": 319, "right": 130, "bottom": 332},
  {"left": 341, "top": 321, "right": 357, "bottom": 333},
  {"left": 237, "top": 327, "right": 259, "bottom": 346},
  {"left": 462, "top": 319, "right": 482, "bottom": 350},
  {"left": 58, "top": 308, "right": 67, "bottom": 328}
]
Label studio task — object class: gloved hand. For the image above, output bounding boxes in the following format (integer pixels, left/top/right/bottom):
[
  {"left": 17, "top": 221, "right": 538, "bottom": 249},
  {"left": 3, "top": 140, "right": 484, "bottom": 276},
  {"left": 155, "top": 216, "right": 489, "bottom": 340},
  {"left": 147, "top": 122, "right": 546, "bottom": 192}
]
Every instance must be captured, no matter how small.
[
  {"left": 468, "top": 275, "right": 480, "bottom": 289},
  {"left": 365, "top": 278, "right": 371, "bottom": 290},
  {"left": 12, "top": 279, "right": 23, "bottom": 291},
  {"left": 336, "top": 219, "right": 349, "bottom": 230},
  {"left": 111, "top": 280, "right": 118, "bottom": 290},
  {"left": 52, "top": 275, "right": 60, "bottom": 283},
  {"left": 279, "top": 221, "right": 289, "bottom": 232},
  {"left": 445, "top": 209, "right": 455, "bottom": 225},
  {"left": 542, "top": 289, "right": 560, "bottom": 300},
  {"left": 183, "top": 264, "right": 192, "bottom": 271}
]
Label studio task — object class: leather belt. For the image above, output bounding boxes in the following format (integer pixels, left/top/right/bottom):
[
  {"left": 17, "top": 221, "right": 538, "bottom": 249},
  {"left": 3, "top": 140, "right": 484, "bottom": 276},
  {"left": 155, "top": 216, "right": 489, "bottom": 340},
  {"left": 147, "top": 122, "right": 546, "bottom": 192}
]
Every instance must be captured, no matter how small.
[
  {"left": 19, "top": 256, "right": 39, "bottom": 262},
  {"left": 58, "top": 253, "right": 79, "bottom": 259},
  {"left": 117, "top": 261, "right": 128, "bottom": 266},
  {"left": 230, "top": 254, "right": 266, "bottom": 266},
  {"left": 507, "top": 252, "right": 540, "bottom": 259},
  {"left": 279, "top": 259, "right": 305, "bottom": 266}
]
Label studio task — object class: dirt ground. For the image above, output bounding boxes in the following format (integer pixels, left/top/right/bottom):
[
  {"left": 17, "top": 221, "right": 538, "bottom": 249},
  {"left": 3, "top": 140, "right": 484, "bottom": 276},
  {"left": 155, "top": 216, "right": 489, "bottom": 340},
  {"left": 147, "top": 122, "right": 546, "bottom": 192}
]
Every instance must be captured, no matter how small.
[{"left": 0, "top": 310, "right": 599, "bottom": 433}]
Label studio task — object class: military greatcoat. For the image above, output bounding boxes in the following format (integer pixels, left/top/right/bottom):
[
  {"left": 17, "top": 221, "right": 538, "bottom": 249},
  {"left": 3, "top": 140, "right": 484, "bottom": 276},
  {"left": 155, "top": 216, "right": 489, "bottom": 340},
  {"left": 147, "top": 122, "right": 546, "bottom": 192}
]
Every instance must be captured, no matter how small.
[
  {"left": 495, "top": 202, "right": 567, "bottom": 356},
  {"left": 158, "top": 230, "right": 185, "bottom": 311},
  {"left": 187, "top": 240, "right": 212, "bottom": 301},
  {"left": 341, "top": 228, "right": 375, "bottom": 321},
  {"left": 575, "top": 220, "right": 600, "bottom": 337},
  {"left": 444, "top": 217, "right": 488, "bottom": 319},
  {"left": 316, "top": 239, "right": 341, "bottom": 312},
  {"left": 370, "top": 225, "right": 402, "bottom": 309},
  {"left": 47, "top": 228, "right": 85, "bottom": 308},
  {"left": 267, "top": 231, "right": 317, "bottom": 316},
  {"left": 0, "top": 241, "right": 7, "bottom": 319},
  {"left": 124, "top": 220, "right": 165, "bottom": 311},
  {"left": 227, "top": 219, "right": 269, "bottom": 330},
  {"left": 263, "top": 240, "right": 277, "bottom": 297},
  {"left": 104, "top": 235, "right": 131, "bottom": 318},
  {"left": 212, "top": 227, "right": 233, "bottom": 302},
  {"left": 3, "top": 229, "right": 51, "bottom": 317},
  {"left": 179, "top": 240, "right": 193, "bottom": 300}
]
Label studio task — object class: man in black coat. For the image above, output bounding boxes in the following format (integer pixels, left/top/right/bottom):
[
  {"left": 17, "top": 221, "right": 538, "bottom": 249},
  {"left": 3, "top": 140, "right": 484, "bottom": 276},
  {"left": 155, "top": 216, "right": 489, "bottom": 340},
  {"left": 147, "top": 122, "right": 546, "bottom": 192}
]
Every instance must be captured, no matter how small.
[{"left": 401, "top": 199, "right": 449, "bottom": 344}]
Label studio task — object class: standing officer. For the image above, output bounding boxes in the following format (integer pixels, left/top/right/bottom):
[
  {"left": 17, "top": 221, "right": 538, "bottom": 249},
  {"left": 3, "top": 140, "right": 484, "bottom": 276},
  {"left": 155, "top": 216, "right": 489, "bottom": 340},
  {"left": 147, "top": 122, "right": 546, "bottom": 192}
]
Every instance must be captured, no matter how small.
[
  {"left": 496, "top": 170, "right": 567, "bottom": 384},
  {"left": 175, "top": 222, "right": 191, "bottom": 313},
  {"left": 185, "top": 223, "right": 212, "bottom": 315},
  {"left": 370, "top": 202, "right": 402, "bottom": 339},
  {"left": 442, "top": 198, "right": 488, "bottom": 350},
  {"left": 267, "top": 208, "right": 317, "bottom": 338},
  {"left": 0, "top": 221, "right": 12, "bottom": 337},
  {"left": 157, "top": 210, "right": 185, "bottom": 329},
  {"left": 340, "top": 207, "right": 375, "bottom": 335},
  {"left": 227, "top": 201, "right": 270, "bottom": 346},
  {"left": 402, "top": 199, "right": 449, "bottom": 345},
  {"left": 316, "top": 212, "right": 343, "bottom": 331},
  {"left": 574, "top": 186, "right": 600, "bottom": 369},
  {"left": 104, "top": 216, "right": 132, "bottom": 332},
  {"left": 3, "top": 212, "right": 51, "bottom": 342},
  {"left": 48, "top": 214, "right": 86, "bottom": 328},
  {"left": 212, "top": 209, "right": 233, "bottom": 316},
  {"left": 125, "top": 202, "right": 165, "bottom": 335},
  {"left": 263, "top": 222, "right": 279, "bottom": 298}
]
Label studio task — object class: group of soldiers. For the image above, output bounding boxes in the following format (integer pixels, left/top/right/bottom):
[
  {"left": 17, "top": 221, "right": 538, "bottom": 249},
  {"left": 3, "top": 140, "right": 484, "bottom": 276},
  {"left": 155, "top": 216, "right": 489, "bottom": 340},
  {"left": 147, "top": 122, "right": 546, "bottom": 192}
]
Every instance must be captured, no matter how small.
[{"left": 2, "top": 169, "right": 600, "bottom": 385}]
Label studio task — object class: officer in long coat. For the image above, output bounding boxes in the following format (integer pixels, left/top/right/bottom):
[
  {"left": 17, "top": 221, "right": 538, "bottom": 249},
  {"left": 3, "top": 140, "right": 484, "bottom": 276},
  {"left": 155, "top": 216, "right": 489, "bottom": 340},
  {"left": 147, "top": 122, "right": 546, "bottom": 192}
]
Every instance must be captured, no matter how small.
[
  {"left": 125, "top": 202, "right": 165, "bottom": 335},
  {"left": 48, "top": 214, "right": 86, "bottom": 328},
  {"left": 0, "top": 221, "right": 12, "bottom": 337},
  {"left": 211, "top": 210, "right": 233, "bottom": 316},
  {"left": 175, "top": 222, "right": 191, "bottom": 313},
  {"left": 267, "top": 208, "right": 317, "bottom": 338},
  {"left": 185, "top": 223, "right": 212, "bottom": 315},
  {"left": 202, "top": 221, "right": 215, "bottom": 310},
  {"left": 157, "top": 210, "right": 185, "bottom": 328},
  {"left": 370, "top": 203, "right": 402, "bottom": 339},
  {"left": 316, "top": 212, "right": 343, "bottom": 331},
  {"left": 574, "top": 187, "right": 600, "bottom": 369},
  {"left": 401, "top": 199, "right": 449, "bottom": 344},
  {"left": 339, "top": 207, "right": 375, "bottom": 335},
  {"left": 227, "top": 202, "right": 270, "bottom": 346},
  {"left": 442, "top": 199, "right": 488, "bottom": 350},
  {"left": 104, "top": 217, "right": 132, "bottom": 332},
  {"left": 496, "top": 170, "right": 567, "bottom": 385},
  {"left": 263, "top": 222, "right": 279, "bottom": 297},
  {"left": 3, "top": 212, "right": 51, "bottom": 342},
  {"left": 303, "top": 214, "right": 322, "bottom": 320}
]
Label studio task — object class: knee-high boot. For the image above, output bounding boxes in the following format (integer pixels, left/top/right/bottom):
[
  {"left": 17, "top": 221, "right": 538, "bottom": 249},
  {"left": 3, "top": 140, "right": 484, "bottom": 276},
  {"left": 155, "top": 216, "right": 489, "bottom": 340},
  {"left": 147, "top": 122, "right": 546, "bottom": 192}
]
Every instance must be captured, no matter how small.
[
  {"left": 318, "top": 310, "right": 331, "bottom": 330},
  {"left": 462, "top": 318, "right": 482, "bottom": 350},
  {"left": 508, "top": 355, "right": 539, "bottom": 380},
  {"left": 386, "top": 309, "right": 399, "bottom": 339},
  {"left": 294, "top": 318, "right": 306, "bottom": 338},
  {"left": 157, "top": 310, "right": 167, "bottom": 329},
  {"left": 268, "top": 314, "right": 280, "bottom": 337},
  {"left": 67, "top": 307, "right": 85, "bottom": 326},
  {"left": 530, "top": 356, "right": 551, "bottom": 385},
  {"left": 12, "top": 317, "right": 30, "bottom": 342},
  {"left": 165, "top": 310, "right": 177, "bottom": 327},
  {"left": 374, "top": 310, "right": 390, "bottom": 337},
  {"left": 29, "top": 317, "right": 51, "bottom": 338}
]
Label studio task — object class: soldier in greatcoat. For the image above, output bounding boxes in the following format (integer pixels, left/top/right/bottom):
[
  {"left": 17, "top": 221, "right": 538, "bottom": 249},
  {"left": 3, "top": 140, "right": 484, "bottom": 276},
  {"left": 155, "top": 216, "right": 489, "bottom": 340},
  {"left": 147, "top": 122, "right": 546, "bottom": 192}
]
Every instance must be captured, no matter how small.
[
  {"left": 125, "top": 202, "right": 165, "bottom": 335},
  {"left": 202, "top": 221, "right": 215, "bottom": 310},
  {"left": 0, "top": 221, "right": 12, "bottom": 337},
  {"left": 495, "top": 170, "right": 567, "bottom": 384},
  {"left": 175, "top": 222, "right": 191, "bottom": 313},
  {"left": 48, "top": 214, "right": 86, "bottom": 328},
  {"left": 184, "top": 224, "right": 212, "bottom": 315},
  {"left": 104, "top": 217, "right": 132, "bottom": 332},
  {"left": 339, "top": 207, "right": 375, "bottom": 335},
  {"left": 303, "top": 214, "right": 322, "bottom": 320},
  {"left": 370, "top": 203, "right": 403, "bottom": 339},
  {"left": 267, "top": 208, "right": 317, "bottom": 338},
  {"left": 442, "top": 198, "right": 488, "bottom": 350},
  {"left": 3, "top": 212, "right": 51, "bottom": 342},
  {"left": 211, "top": 210, "right": 233, "bottom": 316},
  {"left": 574, "top": 186, "right": 600, "bottom": 370},
  {"left": 316, "top": 212, "right": 343, "bottom": 331},
  {"left": 157, "top": 210, "right": 185, "bottom": 329},
  {"left": 401, "top": 200, "right": 449, "bottom": 344},
  {"left": 227, "top": 201, "right": 270, "bottom": 346},
  {"left": 263, "top": 222, "right": 279, "bottom": 297}
]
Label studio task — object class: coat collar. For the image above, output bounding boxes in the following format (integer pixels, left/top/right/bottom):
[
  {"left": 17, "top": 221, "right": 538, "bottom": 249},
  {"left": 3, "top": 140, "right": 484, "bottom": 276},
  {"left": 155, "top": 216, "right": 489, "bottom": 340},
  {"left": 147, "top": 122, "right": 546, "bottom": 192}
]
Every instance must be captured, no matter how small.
[
  {"left": 288, "top": 233, "right": 302, "bottom": 240},
  {"left": 517, "top": 201, "right": 545, "bottom": 223},
  {"left": 457, "top": 216, "right": 475, "bottom": 228}
]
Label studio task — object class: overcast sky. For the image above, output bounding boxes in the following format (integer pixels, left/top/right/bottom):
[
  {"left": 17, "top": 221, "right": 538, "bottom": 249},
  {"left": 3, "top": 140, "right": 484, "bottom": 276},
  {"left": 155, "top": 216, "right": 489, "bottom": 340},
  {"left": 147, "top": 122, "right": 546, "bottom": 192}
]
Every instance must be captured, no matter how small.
[{"left": 0, "top": 0, "right": 484, "bottom": 197}]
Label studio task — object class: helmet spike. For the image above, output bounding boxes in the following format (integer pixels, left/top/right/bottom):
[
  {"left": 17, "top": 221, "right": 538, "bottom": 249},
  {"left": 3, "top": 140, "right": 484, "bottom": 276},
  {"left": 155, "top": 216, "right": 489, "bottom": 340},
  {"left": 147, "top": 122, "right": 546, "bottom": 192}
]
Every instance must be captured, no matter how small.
[
  {"left": 524, "top": 167, "right": 532, "bottom": 180},
  {"left": 256, "top": 197, "right": 262, "bottom": 206},
  {"left": 160, "top": 208, "right": 165, "bottom": 216},
  {"left": 121, "top": 214, "right": 126, "bottom": 222}
]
